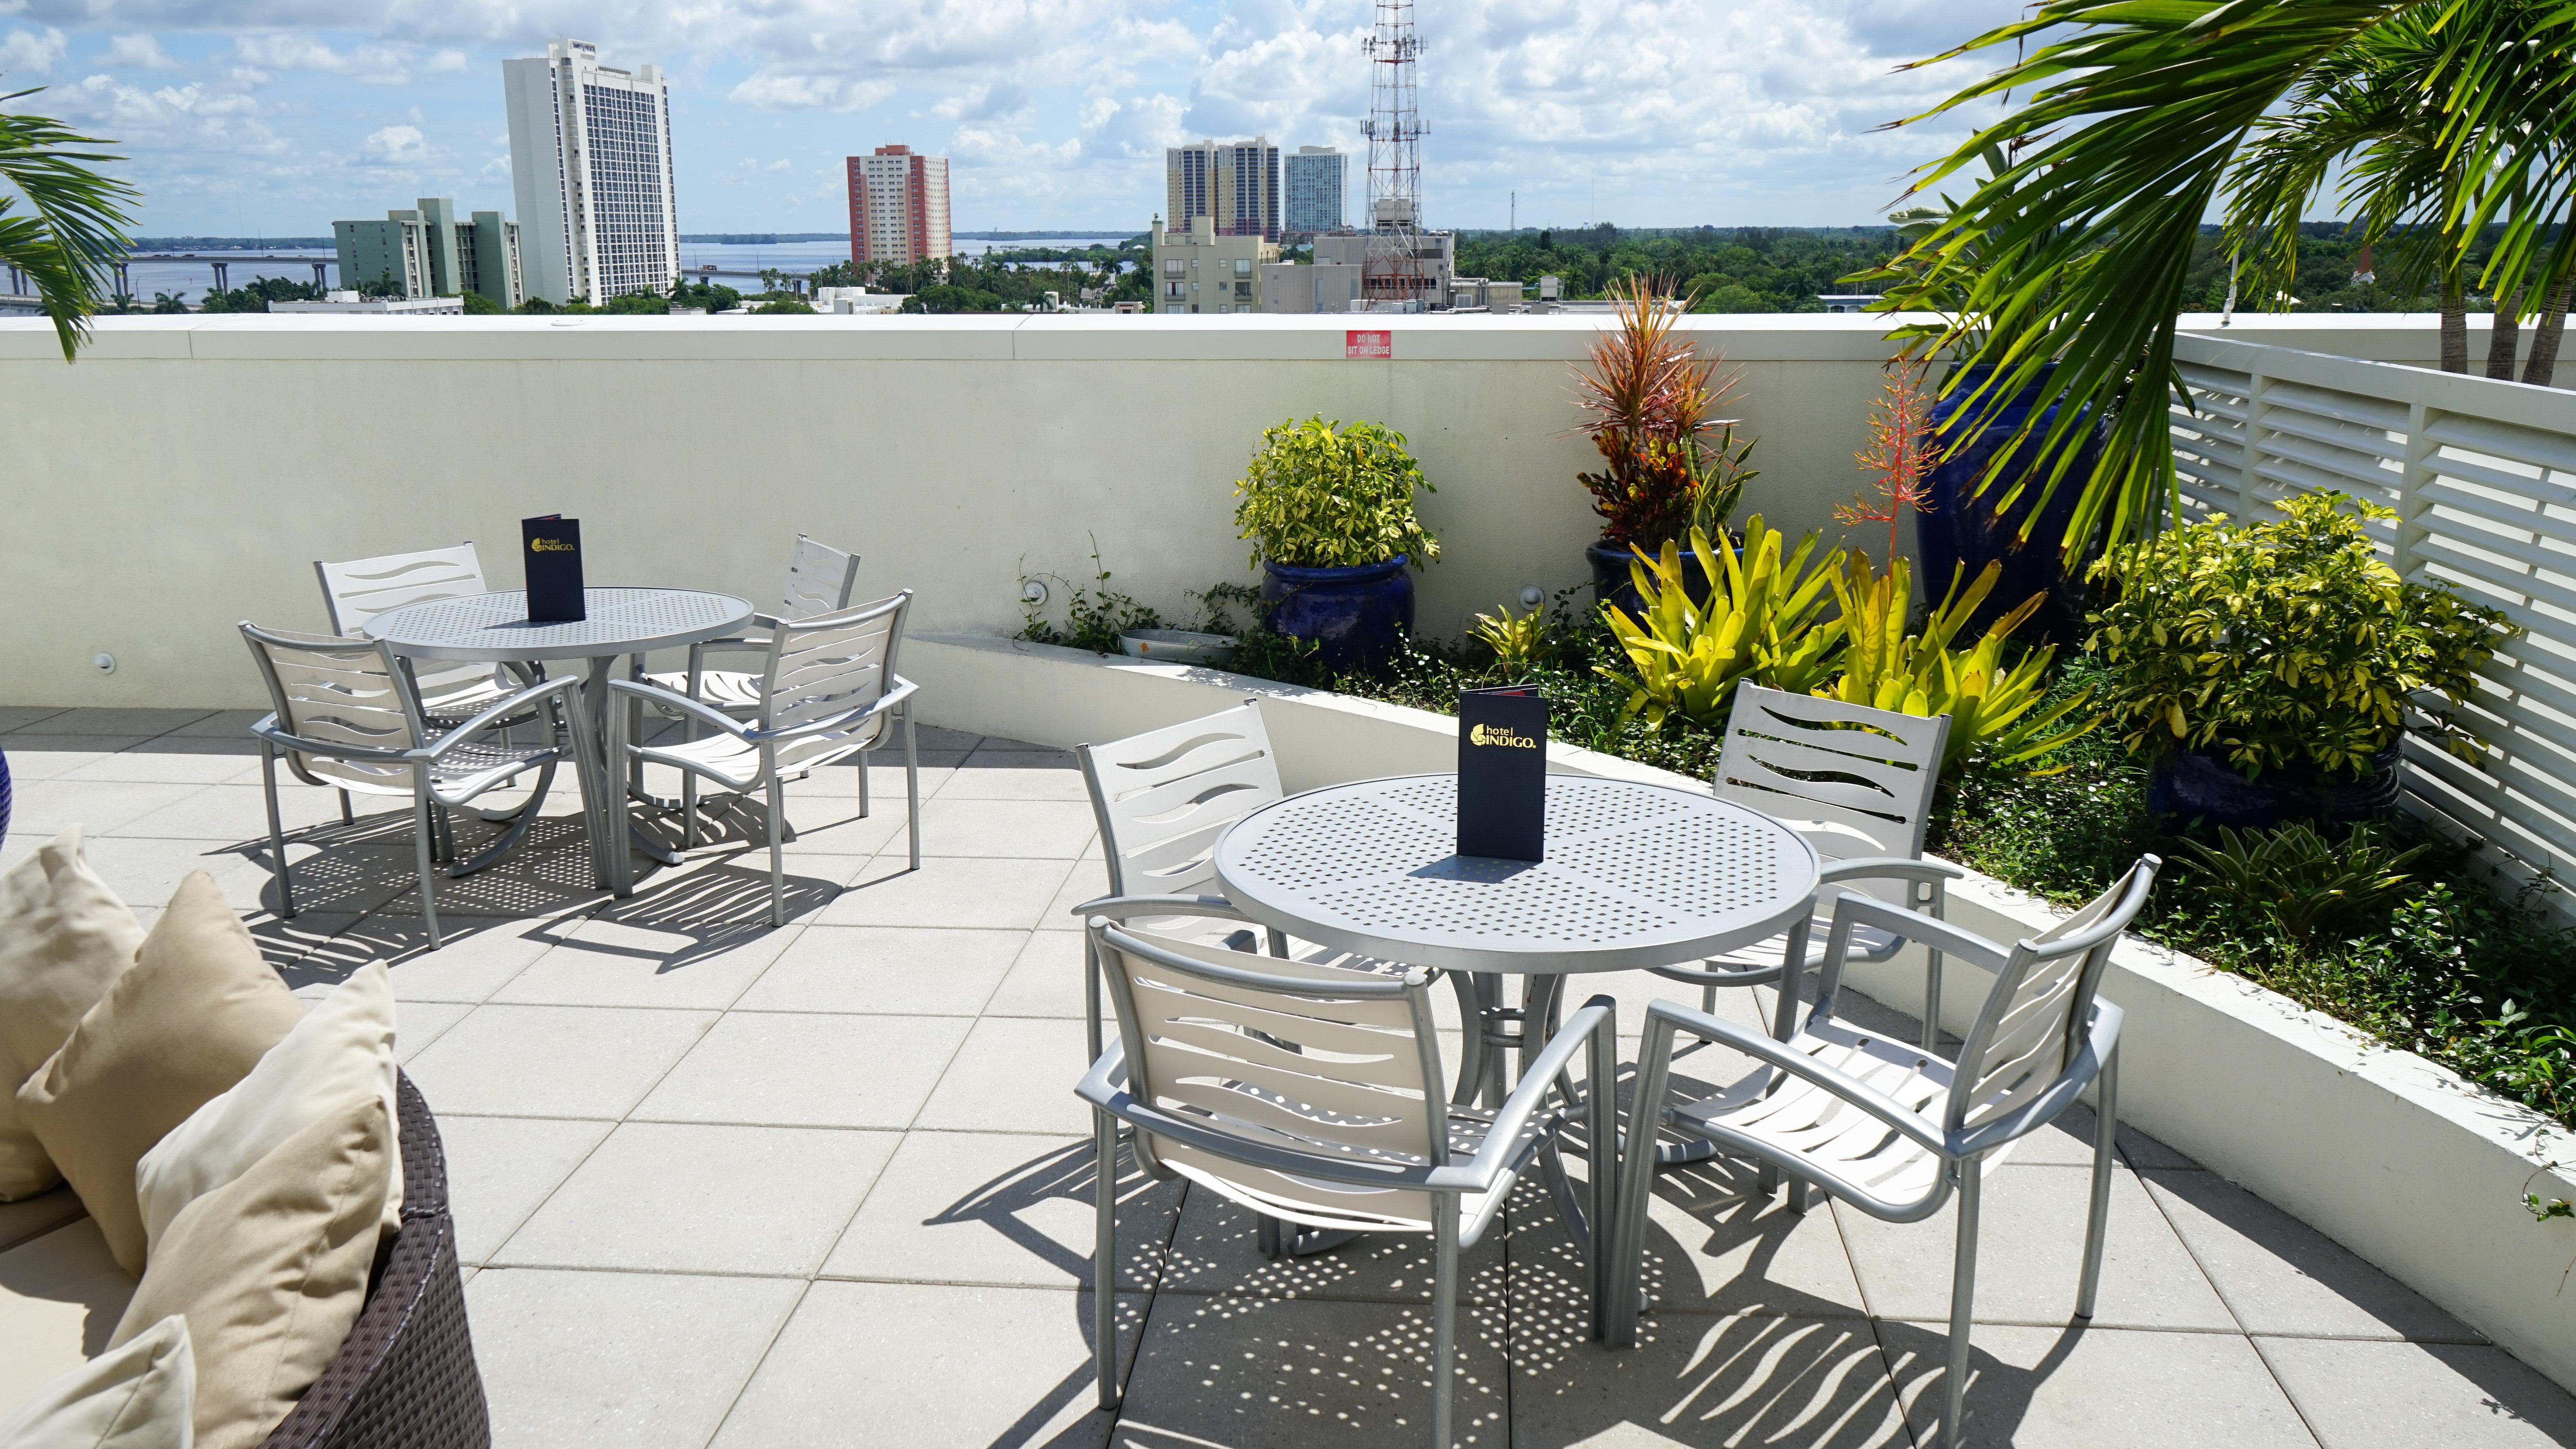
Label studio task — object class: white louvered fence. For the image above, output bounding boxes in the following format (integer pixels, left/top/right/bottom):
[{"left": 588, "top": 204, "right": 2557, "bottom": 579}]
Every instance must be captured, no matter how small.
[{"left": 2168, "top": 332, "right": 2576, "bottom": 917}]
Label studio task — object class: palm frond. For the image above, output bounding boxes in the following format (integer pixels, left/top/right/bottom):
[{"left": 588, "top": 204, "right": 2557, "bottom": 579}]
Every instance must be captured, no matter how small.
[{"left": 0, "top": 86, "right": 141, "bottom": 362}]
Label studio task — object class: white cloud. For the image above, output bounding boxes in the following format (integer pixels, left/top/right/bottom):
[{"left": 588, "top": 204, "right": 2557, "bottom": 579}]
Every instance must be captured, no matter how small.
[
  {"left": 233, "top": 31, "right": 414, "bottom": 84},
  {"left": 425, "top": 48, "right": 465, "bottom": 73},
  {"left": 1, "top": 23, "right": 66, "bottom": 74},
  {"left": 361, "top": 121, "right": 427, "bottom": 163},
  {"left": 101, "top": 31, "right": 174, "bottom": 67}
]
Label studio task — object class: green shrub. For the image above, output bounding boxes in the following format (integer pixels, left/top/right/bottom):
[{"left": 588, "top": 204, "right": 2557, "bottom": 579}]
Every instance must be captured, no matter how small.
[
  {"left": 2085, "top": 491, "right": 2512, "bottom": 778},
  {"left": 1233, "top": 416, "right": 1439, "bottom": 570},
  {"left": 2177, "top": 821, "right": 2434, "bottom": 942}
]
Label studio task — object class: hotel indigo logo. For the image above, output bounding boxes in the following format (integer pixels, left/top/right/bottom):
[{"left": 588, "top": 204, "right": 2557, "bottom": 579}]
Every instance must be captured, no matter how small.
[
  {"left": 530, "top": 538, "right": 576, "bottom": 552},
  {"left": 1468, "top": 723, "right": 1537, "bottom": 749}
]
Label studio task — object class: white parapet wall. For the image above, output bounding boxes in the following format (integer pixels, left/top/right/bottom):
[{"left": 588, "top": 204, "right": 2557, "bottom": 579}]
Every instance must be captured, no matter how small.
[
  {"left": 906, "top": 632, "right": 2576, "bottom": 1394},
  {"left": 0, "top": 309, "right": 2539, "bottom": 711}
]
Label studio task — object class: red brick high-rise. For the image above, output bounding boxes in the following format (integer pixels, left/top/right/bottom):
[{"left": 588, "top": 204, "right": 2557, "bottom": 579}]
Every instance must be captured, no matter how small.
[{"left": 847, "top": 146, "right": 952, "bottom": 268}]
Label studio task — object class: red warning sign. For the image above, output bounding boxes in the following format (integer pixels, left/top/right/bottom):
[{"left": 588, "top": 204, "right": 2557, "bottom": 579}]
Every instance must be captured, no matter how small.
[{"left": 1345, "top": 329, "right": 1393, "bottom": 359}]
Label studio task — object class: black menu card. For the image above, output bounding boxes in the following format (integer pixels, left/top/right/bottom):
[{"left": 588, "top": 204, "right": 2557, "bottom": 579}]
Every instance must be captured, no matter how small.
[
  {"left": 1457, "top": 686, "right": 1547, "bottom": 861},
  {"left": 522, "top": 515, "right": 586, "bottom": 623}
]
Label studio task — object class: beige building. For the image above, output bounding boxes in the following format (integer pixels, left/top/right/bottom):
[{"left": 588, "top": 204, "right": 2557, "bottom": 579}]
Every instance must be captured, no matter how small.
[{"left": 1150, "top": 215, "right": 1278, "bottom": 315}]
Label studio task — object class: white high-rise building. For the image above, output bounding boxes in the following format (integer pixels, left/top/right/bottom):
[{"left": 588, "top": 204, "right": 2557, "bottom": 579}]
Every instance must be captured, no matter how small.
[
  {"left": 1282, "top": 147, "right": 1345, "bottom": 238},
  {"left": 503, "top": 38, "right": 679, "bottom": 305}
]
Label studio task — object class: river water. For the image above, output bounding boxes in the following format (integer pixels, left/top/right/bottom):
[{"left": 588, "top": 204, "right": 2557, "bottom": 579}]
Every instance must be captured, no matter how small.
[{"left": 91, "top": 236, "right": 1134, "bottom": 306}]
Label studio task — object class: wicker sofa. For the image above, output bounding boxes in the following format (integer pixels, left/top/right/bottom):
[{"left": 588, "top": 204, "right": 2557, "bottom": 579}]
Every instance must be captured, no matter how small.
[
  {"left": 255, "top": 1072, "right": 489, "bottom": 1449},
  {"left": 0, "top": 1072, "right": 486, "bottom": 1447}
]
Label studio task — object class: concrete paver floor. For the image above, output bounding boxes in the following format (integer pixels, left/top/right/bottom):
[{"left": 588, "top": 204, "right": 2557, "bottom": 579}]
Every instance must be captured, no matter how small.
[{"left": 6, "top": 706, "right": 2574, "bottom": 1448}]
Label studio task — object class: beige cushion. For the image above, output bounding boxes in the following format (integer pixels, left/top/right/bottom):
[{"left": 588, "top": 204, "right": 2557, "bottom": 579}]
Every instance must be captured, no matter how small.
[
  {"left": 137, "top": 964, "right": 402, "bottom": 1261},
  {"left": 0, "top": 1311, "right": 192, "bottom": 1449},
  {"left": 0, "top": 829, "right": 145, "bottom": 1200},
  {"left": 0, "top": 1219, "right": 139, "bottom": 1416},
  {"left": 107, "top": 1095, "right": 388, "bottom": 1449},
  {"left": 15, "top": 873, "right": 305, "bottom": 1276}
]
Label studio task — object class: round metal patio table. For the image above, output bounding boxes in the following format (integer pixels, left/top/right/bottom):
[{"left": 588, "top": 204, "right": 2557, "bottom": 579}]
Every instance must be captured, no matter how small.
[
  {"left": 1212, "top": 772, "right": 1822, "bottom": 1103},
  {"left": 364, "top": 587, "right": 757, "bottom": 888}
]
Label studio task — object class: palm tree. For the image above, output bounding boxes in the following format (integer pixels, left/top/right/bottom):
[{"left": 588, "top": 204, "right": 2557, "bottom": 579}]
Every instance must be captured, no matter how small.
[
  {"left": 0, "top": 86, "right": 140, "bottom": 362},
  {"left": 1879, "top": 0, "right": 2576, "bottom": 556}
]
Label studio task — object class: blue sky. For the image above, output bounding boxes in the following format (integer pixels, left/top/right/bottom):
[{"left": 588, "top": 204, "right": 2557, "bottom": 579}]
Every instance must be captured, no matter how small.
[{"left": 0, "top": 0, "right": 2029, "bottom": 236}]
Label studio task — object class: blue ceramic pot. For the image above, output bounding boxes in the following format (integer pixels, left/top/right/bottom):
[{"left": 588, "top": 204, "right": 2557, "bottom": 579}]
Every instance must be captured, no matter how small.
[
  {"left": 1922, "top": 364, "right": 2100, "bottom": 645},
  {"left": 2148, "top": 746, "right": 2402, "bottom": 831},
  {"left": 0, "top": 744, "right": 11, "bottom": 849},
  {"left": 1586, "top": 539, "right": 1717, "bottom": 621},
  {"left": 1262, "top": 557, "right": 1415, "bottom": 673}
]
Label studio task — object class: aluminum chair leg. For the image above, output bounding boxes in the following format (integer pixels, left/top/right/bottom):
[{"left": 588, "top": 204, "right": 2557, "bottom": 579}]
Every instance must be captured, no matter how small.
[
  {"left": 607, "top": 703, "right": 636, "bottom": 899},
  {"left": 1924, "top": 879, "right": 1950, "bottom": 1051},
  {"left": 410, "top": 779, "right": 444, "bottom": 951},
  {"left": 1431, "top": 1196, "right": 1460, "bottom": 1449},
  {"left": 857, "top": 748, "right": 871, "bottom": 818},
  {"left": 260, "top": 746, "right": 296, "bottom": 918},
  {"left": 902, "top": 711, "right": 921, "bottom": 871},
  {"left": 2077, "top": 1042, "right": 2120, "bottom": 1319},
  {"left": 1093, "top": 1107, "right": 1122, "bottom": 1411},
  {"left": 1607, "top": 1018, "right": 1678, "bottom": 1349},
  {"left": 1939, "top": 1163, "right": 1983, "bottom": 1449},
  {"left": 766, "top": 775, "right": 787, "bottom": 928},
  {"left": 336, "top": 788, "right": 353, "bottom": 826}
]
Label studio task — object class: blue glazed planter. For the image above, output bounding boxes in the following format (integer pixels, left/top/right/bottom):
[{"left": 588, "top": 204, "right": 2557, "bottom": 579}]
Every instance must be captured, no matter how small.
[
  {"left": 1922, "top": 364, "right": 2101, "bottom": 645},
  {"left": 0, "top": 744, "right": 10, "bottom": 850},
  {"left": 2148, "top": 746, "right": 2403, "bottom": 831},
  {"left": 1262, "top": 557, "right": 1416, "bottom": 673}
]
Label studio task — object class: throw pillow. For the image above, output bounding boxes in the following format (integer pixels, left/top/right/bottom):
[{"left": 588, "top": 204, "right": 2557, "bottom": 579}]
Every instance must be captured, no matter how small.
[
  {"left": 0, "top": 1313, "right": 194, "bottom": 1449},
  {"left": 0, "top": 828, "right": 145, "bottom": 1200},
  {"left": 136, "top": 963, "right": 402, "bottom": 1261},
  {"left": 15, "top": 873, "right": 305, "bottom": 1276},
  {"left": 106, "top": 1097, "right": 388, "bottom": 1449}
]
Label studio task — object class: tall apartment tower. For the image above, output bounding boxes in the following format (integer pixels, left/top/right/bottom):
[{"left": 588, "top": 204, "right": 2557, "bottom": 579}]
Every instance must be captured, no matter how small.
[
  {"left": 847, "top": 146, "right": 952, "bottom": 267},
  {"left": 1282, "top": 146, "right": 1346, "bottom": 238},
  {"left": 502, "top": 38, "right": 680, "bottom": 304},
  {"left": 1164, "top": 138, "right": 1279, "bottom": 242}
]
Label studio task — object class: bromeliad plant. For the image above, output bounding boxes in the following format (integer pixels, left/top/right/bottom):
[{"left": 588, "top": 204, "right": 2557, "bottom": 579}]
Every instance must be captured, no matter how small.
[
  {"left": 1820, "top": 553, "right": 2097, "bottom": 776},
  {"left": 1598, "top": 518, "right": 1844, "bottom": 729},
  {"left": 1233, "top": 415, "right": 1440, "bottom": 570},
  {"left": 2085, "top": 491, "right": 2511, "bottom": 779},
  {"left": 2179, "top": 821, "right": 2434, "bottom": 943}
]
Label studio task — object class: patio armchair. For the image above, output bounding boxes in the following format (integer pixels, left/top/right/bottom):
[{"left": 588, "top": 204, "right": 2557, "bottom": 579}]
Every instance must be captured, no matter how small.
[
  {"left": 314, "top": 543, "right": 547, "bottom": 822},
  {"left": 636, "top": 533, "right": 863, "bottom": 716},
  {"left": 1607, "top": 855, "right": 2162, "bottom": 1449},
  {"left": 1078, "top": 904, "right": 1619, "bottom": 1447},
  {"left": 605, "top": 591, "right": 918, "bottom": 927},
  {"left": 239, "top": 623, "right": 585, "bottom": 952},
  {"left": 1657, "top": 684, "right": 1964, "bottom": 1049}
]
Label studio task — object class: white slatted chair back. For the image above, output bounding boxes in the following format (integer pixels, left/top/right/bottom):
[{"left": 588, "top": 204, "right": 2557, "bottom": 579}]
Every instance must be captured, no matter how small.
[
  {"left": 315, "top": 544, "right": 503, "bottom": 715},
  {"left": 1076, "top": 703, "right": 1283, "bottom": 899},
  {"left": 1941, "top": 858, "right": 2155, "bottom": 1138},
  {"left": 1714, "top": 685, "right": 1948, "bottom": 908},
  {"left": 753, "top": 592, "right": 911, "bottom": 773},
  {"left": 778, "top": 534, "right": 863, "bottom": 620},
  {"left": 1096, "top": 921, "right": 1451, "bottom": 1233},
  {"left": 240, "top": 625, "right": 416, "bottom": 793}
]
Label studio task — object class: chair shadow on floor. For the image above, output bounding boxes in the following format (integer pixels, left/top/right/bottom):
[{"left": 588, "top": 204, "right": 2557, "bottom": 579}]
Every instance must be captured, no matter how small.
[{"left": 929, "top": 1138, "right": 1182, "bottom": 1290}]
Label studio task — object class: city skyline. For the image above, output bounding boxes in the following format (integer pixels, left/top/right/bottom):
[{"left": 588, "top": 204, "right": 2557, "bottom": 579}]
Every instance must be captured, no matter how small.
[{"left": 0, "top": 0, "right": 2030, "bottom": 236}]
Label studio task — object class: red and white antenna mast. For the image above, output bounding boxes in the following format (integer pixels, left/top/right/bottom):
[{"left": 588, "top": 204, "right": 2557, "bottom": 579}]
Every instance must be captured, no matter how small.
[{"left": 1359, "top": 0, "right": 1425, "bottom": 309}]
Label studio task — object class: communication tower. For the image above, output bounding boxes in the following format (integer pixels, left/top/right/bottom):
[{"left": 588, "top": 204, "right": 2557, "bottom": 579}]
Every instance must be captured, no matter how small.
[{"left": 1359, "top": 0, "right": 1426, "bottom": 308}]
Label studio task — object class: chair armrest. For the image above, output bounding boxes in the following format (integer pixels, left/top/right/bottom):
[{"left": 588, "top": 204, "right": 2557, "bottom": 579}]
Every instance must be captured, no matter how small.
[
  {"left": 1817, "top": 856, "right": 1967, "bottom": 886},
  {"left": 686, "top": 636, "right": 773, "bottom": 656},
  {"left": 607, "top": 678, "right": 755, "bottom": 742},
  {"left": 1434, "top": 998, "right": 1616, "bottom": 1192},
  {"left": 1637, "top": 998, "right": 1954, "bottom": 1161},
  {"left": 1818, "top": 894, "right": 2012, "bottom": 976},
  {"left": 1071, "top": 893, "right": 1244, "bottom": 922},
  {"left": 252, "top": 714, "right": 410, "bottom": 764},
  {"left": 416, "top": 676, "right": 582, "bottom": 759},
  {"left": 1950, "top": 1000, "right": 2124, "bottom": 1158}
]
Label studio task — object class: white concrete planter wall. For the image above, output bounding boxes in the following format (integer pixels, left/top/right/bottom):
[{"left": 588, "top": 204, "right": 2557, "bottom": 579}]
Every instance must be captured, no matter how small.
[{"left": 908, "top": 631, "right": 2576, "bottom": 1394}]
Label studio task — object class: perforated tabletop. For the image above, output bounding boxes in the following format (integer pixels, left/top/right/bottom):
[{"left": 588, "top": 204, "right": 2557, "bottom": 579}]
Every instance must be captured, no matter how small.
[
  {"left": 1213, "top": 774, "right": 1820, "bottom": 975},
  {"left": 363, "top": 588, "right": 756, "bottom": 662}
]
